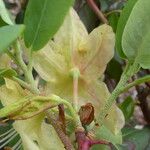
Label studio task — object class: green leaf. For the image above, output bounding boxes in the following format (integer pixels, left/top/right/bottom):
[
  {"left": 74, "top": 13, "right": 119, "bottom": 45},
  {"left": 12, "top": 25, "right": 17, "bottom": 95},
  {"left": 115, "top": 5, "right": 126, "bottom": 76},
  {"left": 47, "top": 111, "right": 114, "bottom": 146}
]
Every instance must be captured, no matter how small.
[
  {"left": 108, "top": 13, "right": 119, "bottom": 33},
  {"left": 0, "top": 68, "right": 17, "bottom": 86},
  {"left": 0, "top": 16, "right": 7, "bottom": 27},
  {"left": 93, "top": 125, "right": 122, "bottom": 150},
  {"left": 120, "top": 127, "right": 150, "bottom": 150},
  {"left": 119, "top": 96, "right": 134, "bottom": 121},
  {"left": 0, "top": 0, "right": 14, "bottom": 25},
  {"left": 115, "top": 0, "right": 138, "bottom": 58},
  {"left": 122, "top": 0, "right": 150, "bottom": 69},
  {"left": 0, "top": 68, "right": 17, "bottom": 78},
  {"left": 0, "top": 25, "right": 25, "bottom": 53},
  {"left": 24, "top": 0, "right": 74, "bottom": 51},
  {"left": 106, "top": 57, "right": 122, "bottom": 81}
]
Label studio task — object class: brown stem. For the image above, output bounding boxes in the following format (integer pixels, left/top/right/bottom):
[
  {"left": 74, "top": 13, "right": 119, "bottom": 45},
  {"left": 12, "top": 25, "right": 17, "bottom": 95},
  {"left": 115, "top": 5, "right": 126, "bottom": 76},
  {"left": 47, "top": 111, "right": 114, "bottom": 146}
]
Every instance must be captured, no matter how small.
[
  {"left": 46, "top": 111, "right": 74, "bottom": 150},
  {"left": 86, "top": 0, "right": 108, "bottom": 24},
  {"left": 58, "top": 104, "right": 66, "bottom": 133}
]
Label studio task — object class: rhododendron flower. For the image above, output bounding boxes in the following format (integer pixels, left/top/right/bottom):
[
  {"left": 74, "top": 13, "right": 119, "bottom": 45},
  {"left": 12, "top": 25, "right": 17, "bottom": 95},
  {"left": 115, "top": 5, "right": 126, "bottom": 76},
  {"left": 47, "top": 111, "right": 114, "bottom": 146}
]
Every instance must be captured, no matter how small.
[
  {"left": 33, "top": 8, "right": 124, "bottom": 134},
  {"left": 0, "top": 8, "right": 124, "bottom": 150}
]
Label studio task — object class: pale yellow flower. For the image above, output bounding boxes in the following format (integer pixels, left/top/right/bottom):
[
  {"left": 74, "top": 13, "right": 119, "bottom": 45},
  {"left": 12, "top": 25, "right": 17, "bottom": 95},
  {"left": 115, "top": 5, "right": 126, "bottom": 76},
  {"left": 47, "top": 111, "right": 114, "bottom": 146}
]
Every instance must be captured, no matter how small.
[
  {"left": 33, "top": 8, "right": 124, "bottom": 134},
  {"left": 0, "top": 8, "right": 125, "bottom": 150}
]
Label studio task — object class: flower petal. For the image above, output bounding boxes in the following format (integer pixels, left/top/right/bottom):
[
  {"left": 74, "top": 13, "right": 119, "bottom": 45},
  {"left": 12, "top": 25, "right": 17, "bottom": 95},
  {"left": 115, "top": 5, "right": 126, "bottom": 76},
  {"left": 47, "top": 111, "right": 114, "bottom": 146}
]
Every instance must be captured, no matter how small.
[
  {"left": 45, "top": 78, "right": 124, "bottom": 134},
  {"left": 20, "top": 133, "right": 40, "bottom": 150},
  {"left": 33, "top": 41, "right": 67, "bottom": 82},
  {"left": 0, "top": 78, "right": 29, "bottom": 106},
  {"left": 103, "top": 105, "right": 125, "bottom": 134},
  {"left": 80, "top": 24, "right": 115, "bottom": 80},
  {"left": 13, "top": 115, "right": 65, "bottom": 150},
  {"left": 54, "top": 8, "right": 88, "bottom": 65}
]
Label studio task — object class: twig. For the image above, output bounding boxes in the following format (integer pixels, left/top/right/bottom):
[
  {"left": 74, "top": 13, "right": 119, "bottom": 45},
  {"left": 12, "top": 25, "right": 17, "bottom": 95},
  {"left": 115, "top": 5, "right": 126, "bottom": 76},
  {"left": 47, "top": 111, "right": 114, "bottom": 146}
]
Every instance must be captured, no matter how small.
[
  {"left": 58, "top": 104, "right": 66, "bottom": 133},
  {"left": 86, "top": 0, "right": 108, "bottom": 24},
  {"left": 46, "top": 111, "right": 74, "bottom": 150}
]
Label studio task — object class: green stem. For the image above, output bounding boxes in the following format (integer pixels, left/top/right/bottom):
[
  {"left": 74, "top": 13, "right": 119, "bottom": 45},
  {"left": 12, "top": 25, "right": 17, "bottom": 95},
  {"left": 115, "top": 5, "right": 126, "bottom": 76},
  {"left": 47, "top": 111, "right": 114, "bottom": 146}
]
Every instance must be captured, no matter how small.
[
  {"left": 12, "top": 76, "right": 39, "bottom": 94},
  {"left": 121, "top": 75, "right": 150, "bottom": 93},
  {"left": 14, "top": 40, "right": 39, "bottom": 94},
  {"left": 35, "top": 95, "right": 82, "bottom": 128},
  {"left": 15, "top": 41, "right": 29, "bottom": 81},
  {"left": 6, "top": 50, "right": 19, "bottom": 65},
  {"left": 105, "top": 10, "right": 122, "bottom": 17},
  {"left": 99, "top": 62, "right": 140, "bottom": 124},
  {"left": 27, "top": 48, "right": 33, "bottom": 72},
  {"left": 50, "top": 95, "right": 82, "bottom": 127}
]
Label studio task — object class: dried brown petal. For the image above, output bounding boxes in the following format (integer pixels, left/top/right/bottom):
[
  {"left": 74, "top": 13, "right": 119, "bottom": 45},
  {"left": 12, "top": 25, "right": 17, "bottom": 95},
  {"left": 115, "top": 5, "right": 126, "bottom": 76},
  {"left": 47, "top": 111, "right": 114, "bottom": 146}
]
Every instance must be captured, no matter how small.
[{"left": 79, "top": 103, "right": 94, "bottom": 126}]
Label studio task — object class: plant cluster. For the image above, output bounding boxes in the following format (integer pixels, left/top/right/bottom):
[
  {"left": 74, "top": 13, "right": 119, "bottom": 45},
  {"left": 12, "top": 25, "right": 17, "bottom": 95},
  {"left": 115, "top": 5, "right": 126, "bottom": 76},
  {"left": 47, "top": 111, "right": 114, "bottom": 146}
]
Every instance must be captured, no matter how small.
[{"left": 0, "top": 0, "right": 150, "bottom": 150}]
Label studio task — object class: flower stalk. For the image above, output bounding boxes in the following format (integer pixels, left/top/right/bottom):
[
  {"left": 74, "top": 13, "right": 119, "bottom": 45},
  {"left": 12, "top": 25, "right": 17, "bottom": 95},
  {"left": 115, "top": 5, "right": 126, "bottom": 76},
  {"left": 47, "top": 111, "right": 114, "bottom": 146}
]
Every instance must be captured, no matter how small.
[{"left": 99, "top": 61, "right": 140, "bottom": 124}]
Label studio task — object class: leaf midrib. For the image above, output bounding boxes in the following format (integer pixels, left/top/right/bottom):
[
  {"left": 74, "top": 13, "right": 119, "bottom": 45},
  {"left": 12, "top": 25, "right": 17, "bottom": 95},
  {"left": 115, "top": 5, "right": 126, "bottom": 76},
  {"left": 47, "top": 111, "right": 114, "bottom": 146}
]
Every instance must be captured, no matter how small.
[{"left": 31, "top": 0, "right": 48, "bottom": 48}]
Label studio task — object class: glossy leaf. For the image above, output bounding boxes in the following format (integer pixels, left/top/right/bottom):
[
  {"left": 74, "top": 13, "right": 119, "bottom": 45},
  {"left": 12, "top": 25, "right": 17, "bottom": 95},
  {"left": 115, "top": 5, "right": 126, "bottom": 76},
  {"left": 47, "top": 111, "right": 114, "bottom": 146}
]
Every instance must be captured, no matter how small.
[
  {"left": 122, "top": 0, "right": 150, "bottom": 69},
  {"left": 0, "top": 0, "right": 14, "bottom": 25},
  {"left": 0, "top": 25, "right": 25, "bottom": 53},
  {"left": 24, "top": 0, "right": 74, "bottom": 51},
  {"left": 116, "top": 0, "right": 138, "bottom": 58},
  {"left": 119, "top": 96, "right": 134, "bottom": 121}
]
